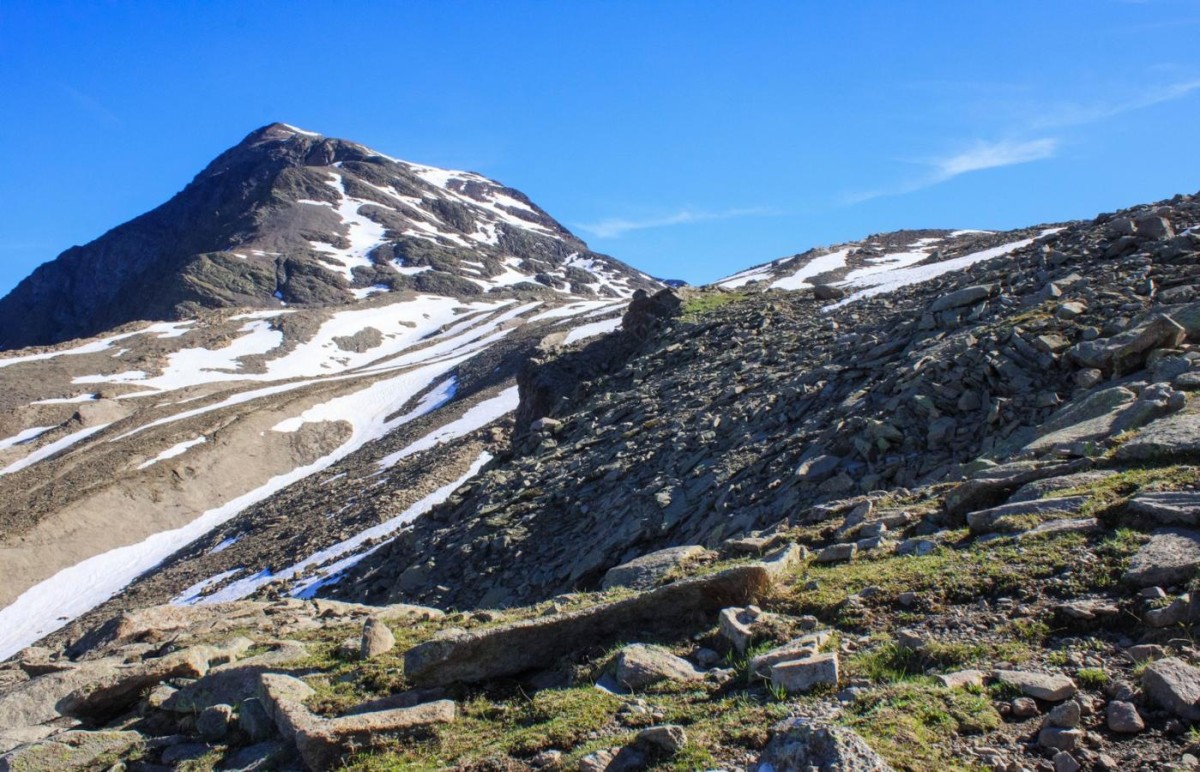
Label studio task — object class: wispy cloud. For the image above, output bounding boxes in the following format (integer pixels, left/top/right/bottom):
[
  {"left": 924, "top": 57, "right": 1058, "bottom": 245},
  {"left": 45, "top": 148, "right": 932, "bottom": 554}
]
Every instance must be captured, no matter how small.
[
  {"left": 577, "top": 207, "right": 770, "bottom": 238},
  {"left": 932, "top": 138, "right": 1059, "bottom": 178},
  {"left": 1030, "top": 78, "right": 1200, "bottom": 129},
  {"left": 847, "top": 137, "right": 1059, "bottom": 204},
  {"left": 59, "top": 84, "right": 123, "bottom": 128}
]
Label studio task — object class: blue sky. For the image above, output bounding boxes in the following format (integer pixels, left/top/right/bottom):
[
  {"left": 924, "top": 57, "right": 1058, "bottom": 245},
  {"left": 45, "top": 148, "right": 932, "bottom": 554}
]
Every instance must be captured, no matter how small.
[{"left": 1, "top": 1, "right": 1199, "bottom": 294}]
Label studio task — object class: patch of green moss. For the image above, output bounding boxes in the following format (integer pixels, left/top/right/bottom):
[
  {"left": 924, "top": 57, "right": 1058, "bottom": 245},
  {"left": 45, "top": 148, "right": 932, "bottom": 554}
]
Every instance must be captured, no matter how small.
[{"left": 845, "top": 682, "right": 1001, "bottom": 772}]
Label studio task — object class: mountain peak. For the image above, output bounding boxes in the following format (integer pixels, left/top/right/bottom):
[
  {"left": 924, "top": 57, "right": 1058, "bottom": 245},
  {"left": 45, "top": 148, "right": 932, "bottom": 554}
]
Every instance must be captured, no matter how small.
[{"left": 0, "top": 126, "right": 658, "bottom": 349}]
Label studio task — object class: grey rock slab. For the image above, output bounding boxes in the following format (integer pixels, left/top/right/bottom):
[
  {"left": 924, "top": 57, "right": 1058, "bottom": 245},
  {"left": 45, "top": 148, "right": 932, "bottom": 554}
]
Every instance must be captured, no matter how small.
[
  {"left": 1007, "top": 471, "right": 1116, "bottom": 503},
  {"left": 937, "top": 669, "right": 985, "bottom": 689},
  {"left": 258, "top": 673, "right": 455, "bottom": 770},
  {"left": 1141, "top": 657, "right": 1200, "bottom": 721},
  {"left": 993, "top": 670, "right": 1077, "bottom": 701},
  {"left": 753, "top": 718, "right": 892, "bottom": 772},
  {"left": 1115, "top": 412, "right": 1200, "bottom": 461},
  {"left": 930, "top": 284, "right": 994, "bottom": 313},
  {"left": 600, "top": 545, "right": 711, "bottom": 591},
  {"left": 0, "top": 662, "right": 121, "bottom": 729},
  {"left": 750, "top": 633, "right": 831, "bottom": 677},
  {"left": 0, "top": 729, "right": 143, "bottom": 772},
  {"left": 404, "top": 564, "right": 772, "bottom": 687},
  {"left": 1128, "top": 491, "right": 1200, "bottom": 526},
  {"left": 966, "top": 496, "right": 1089, "bottom": 535},
  {"left": 816, "top": 543, "right": 857, "bottom": 563},
  {"left": 770, "top": 652, "right": 839, "bottom": 694},
  {"left": 636, "top": 724, "right": 687, "bottom": 753},
  {"left": 944, "top": 459, "right": 1092, "bottom": 518},
  {"left": 1123, "top": 528, "right": 1200, "bottom": 588},
  {"left": 57, "top": 646, "right": 211, "bottom": 722},
  {"left": 610, "top": 644, "right": 703, "bottom": 691}
]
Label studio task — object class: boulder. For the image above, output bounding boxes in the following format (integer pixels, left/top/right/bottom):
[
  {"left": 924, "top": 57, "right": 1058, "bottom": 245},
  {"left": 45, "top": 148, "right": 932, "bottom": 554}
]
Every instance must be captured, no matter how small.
[
  {"left": 754, "top": 719, "right": 892, "bottom": 771},
  {"left": 1141, "top": 657, "right": 1200, "bottom": 721},
  {"left": 944, "top": 460, "right": 1092, "bottom": 519},
  {"left": 930, "top": 284, "right": 994, "bottom": 313},
  {"left": 1115, "top": 412, "right": 1200, "bottom": 461},
  {"left": 196, "top": 703, "right": 235, "bottom": 741},
  {"left": 404, "top": 564, "right": 772, "bottom": 687},
  {"left": 1122, "top": 528, "right": 1200, "bottom": 588},
  {"left": 937, "top": 669, "right": 985, "bottom": 689},
  {"left": 749, "top": 633, "right": 831, "bottom": 677},
  {"left": 1106, "top": 700, "right": 1144, "bottom": 733},
  {"left": 636, "top": 724, "right": 688, "bottom": 754},
  {"left": 57, "top": 646, "right": 212, "bottom": 722},
  {"left": 770, "top": 652, "right": 839, "bottom": 694},
  {"left": 993, "top": 670, "right": 1077, "bottom": 702},
  {"left": 601, "top": 545, "right": 711, "bottom": 591},
  {"left": 360, "top": 618, "right": 396, "bottom": 659},
  {"left": 610, "top": 644, "right": 702, "bottom": 690}
]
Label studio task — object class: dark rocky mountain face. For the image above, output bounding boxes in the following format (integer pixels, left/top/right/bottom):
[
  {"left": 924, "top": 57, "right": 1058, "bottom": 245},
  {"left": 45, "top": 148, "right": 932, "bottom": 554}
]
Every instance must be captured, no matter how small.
[{"left": 0, "top": 123, "right": 656, "bottom": 349}]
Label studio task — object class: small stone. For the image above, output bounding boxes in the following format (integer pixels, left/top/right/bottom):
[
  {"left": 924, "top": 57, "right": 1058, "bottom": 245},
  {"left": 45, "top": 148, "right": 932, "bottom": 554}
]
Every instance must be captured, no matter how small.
[
  {"left": 816, "top": 543, "right": 857, "bottom": 563},
  {"left": 1011, "top": 697, "right": 1040, "bottom": 718},
  {"left": 1037, "top": 727, "right": 1083, "bottom": 752},
  {"left": 1106, "top": 700, "right": 1144, "bottom": 733},
  {"left": 1054, "top": 751, "right": 1082, "bottom": 772},
  {"left": 636, "top": 724, "right": 687, "bottom": 754},
  {"left": 1046, "top": 700, "right": 1081, "bottom": 728},
  {"left": 897, "top": 591, "right": 918, "bottom": 607},
  {"left": 1126, "top": 644, "right": 1167, "bottom": 663},
  {"left": 360, "top": 618, "right": 396, "bottom": 659}
]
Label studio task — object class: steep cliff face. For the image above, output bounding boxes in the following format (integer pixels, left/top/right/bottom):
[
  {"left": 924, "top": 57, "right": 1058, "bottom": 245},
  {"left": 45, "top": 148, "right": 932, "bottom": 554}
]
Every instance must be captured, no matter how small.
[{"left": 0, "top": 123, "right": 657, "bottom": 349}]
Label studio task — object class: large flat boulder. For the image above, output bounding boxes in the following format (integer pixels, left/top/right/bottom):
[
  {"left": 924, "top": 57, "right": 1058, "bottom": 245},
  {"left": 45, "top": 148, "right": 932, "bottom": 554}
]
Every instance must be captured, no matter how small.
[
  {"left": 601, "top": 545, "right": 711, "bottom": 591},
  {"left": 1123, "top": 528, "right": 1200, "bottom": 588},
  {"left": 259, "top": 673, "right": 455, "bottom": 770},
  {"left": 404, "top": 564, "right": 772, "bottom": 687},
  {"left": 0, "top": 730, "right": 143, "bottom": 772},
  {"left": 1128, "top": 492, "right": 1200, "bottom": 526},
  {"left": 1115, "top": 413, "right": 1200, "bottom": 462},
  {"left": 943, "top": 460, "right": 1092, "bottom": 519},
  {"left": 609, "top": 644, "right": 702, "bottom": 690},
  {"left": 966, "top": 496, "right": 1088, "bottom": 535}
]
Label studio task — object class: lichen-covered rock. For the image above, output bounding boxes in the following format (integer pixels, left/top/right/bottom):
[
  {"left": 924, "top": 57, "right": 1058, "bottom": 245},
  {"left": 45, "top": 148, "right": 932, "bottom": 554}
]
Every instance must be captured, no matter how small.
[{"left": 754, "top": 719, "right": 892, "bottom": 771}]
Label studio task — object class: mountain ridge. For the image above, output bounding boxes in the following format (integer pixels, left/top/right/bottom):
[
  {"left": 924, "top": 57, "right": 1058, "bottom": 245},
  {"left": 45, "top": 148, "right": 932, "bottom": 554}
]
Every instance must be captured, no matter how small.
[{"left": 0, "top": 123, "right": 656, "bottom": 349}]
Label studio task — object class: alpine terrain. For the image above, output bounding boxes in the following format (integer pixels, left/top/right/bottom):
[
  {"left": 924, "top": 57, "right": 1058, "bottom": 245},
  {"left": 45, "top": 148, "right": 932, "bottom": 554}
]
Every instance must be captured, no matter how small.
[{"left": 2, "top": 125, "right": 1200, "bottom": 772}]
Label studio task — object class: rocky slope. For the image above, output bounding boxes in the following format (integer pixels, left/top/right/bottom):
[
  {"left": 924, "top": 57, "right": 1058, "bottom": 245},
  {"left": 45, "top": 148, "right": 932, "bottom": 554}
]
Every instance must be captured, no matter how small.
[
  {"left": 0, "top": 122, "right": 656, "bottom": 349},
  {"left": 3, "top": 179, "right": 1200, "bottom": 770},
  {"left": 0, "top": 125, "right": 658, "bottom": 663}
]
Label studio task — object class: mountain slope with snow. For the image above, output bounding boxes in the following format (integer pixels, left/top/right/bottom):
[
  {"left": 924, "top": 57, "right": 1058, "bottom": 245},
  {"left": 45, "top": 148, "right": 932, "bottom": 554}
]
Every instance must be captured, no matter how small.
[{"left": 0, "top": 123, "right": 658, "bottom": 350}]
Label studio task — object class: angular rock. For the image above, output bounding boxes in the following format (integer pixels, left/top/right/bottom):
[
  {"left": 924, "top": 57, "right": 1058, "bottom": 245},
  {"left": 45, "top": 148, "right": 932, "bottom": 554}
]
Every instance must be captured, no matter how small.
[
  {"left": 749, "top": 633, "right": 832, "bottom": 677},
  {"left": 1037, "top": 727, "right": 1083, "bottom": 752},
  {"left": 637, "top": 724, "right": 687, "bottom": 753},
  {"left": 718, "top": 605, "right": 777, "bottom": 654},
  {"left": 994, "top": 670, "right": 1077, "bottom": 702},
  {"left": 1106, "top": 700, "right": 1145, "bottom": 733},
  {"left": 966, "top": 496, "right": 1088, "bottom": 535},
  {"left": 770, "top": 652, "right": 839, "bottom": 694},
  {"left": 610, "top": 644, "right": 702, "bottom": 690},
  {"left": 601, "top": 545, "right": 711, "bottom": 591},
  {"left": 1046, "top": 700, "right": 1081, "bottom": 728},
  {"left": 816, "top": 543, "right": 857, "bottom": 563},
  {"left": 404, "top": 564, "right": 771, "bottom": 687},
  {"left": 930, "top": 284, "right": 994, "bottom": 313},
  {"left": 58, "top": 646, "right": 212, "bottom": 722},
  {"left": 944, "top": 460, "right": 1092, "bottom": 519},
  {"left": 1123, "top": 528, "right": 1200, "bottom": 588},
  {"left": 1141, "top": 657, "right": 1200, "bottom": 721},
  {"left": 360, "top": 617, "right": 396, "bottom": 659},
  {"left": 754, "top": 718, "right": 892, "bottom": 771}
]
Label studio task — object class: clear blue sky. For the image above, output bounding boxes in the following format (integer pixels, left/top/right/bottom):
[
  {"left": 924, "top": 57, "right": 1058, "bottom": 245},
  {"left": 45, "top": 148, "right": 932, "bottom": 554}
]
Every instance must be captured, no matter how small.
[{"left": 2, "top": 1, "right": 1199, "bottom": 294}]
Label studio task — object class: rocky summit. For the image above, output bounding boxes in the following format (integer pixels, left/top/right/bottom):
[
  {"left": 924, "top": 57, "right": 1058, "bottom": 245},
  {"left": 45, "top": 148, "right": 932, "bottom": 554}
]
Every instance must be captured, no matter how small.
[{"left": 3, "top": 130, "right": 1200, "bottom": 771}]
